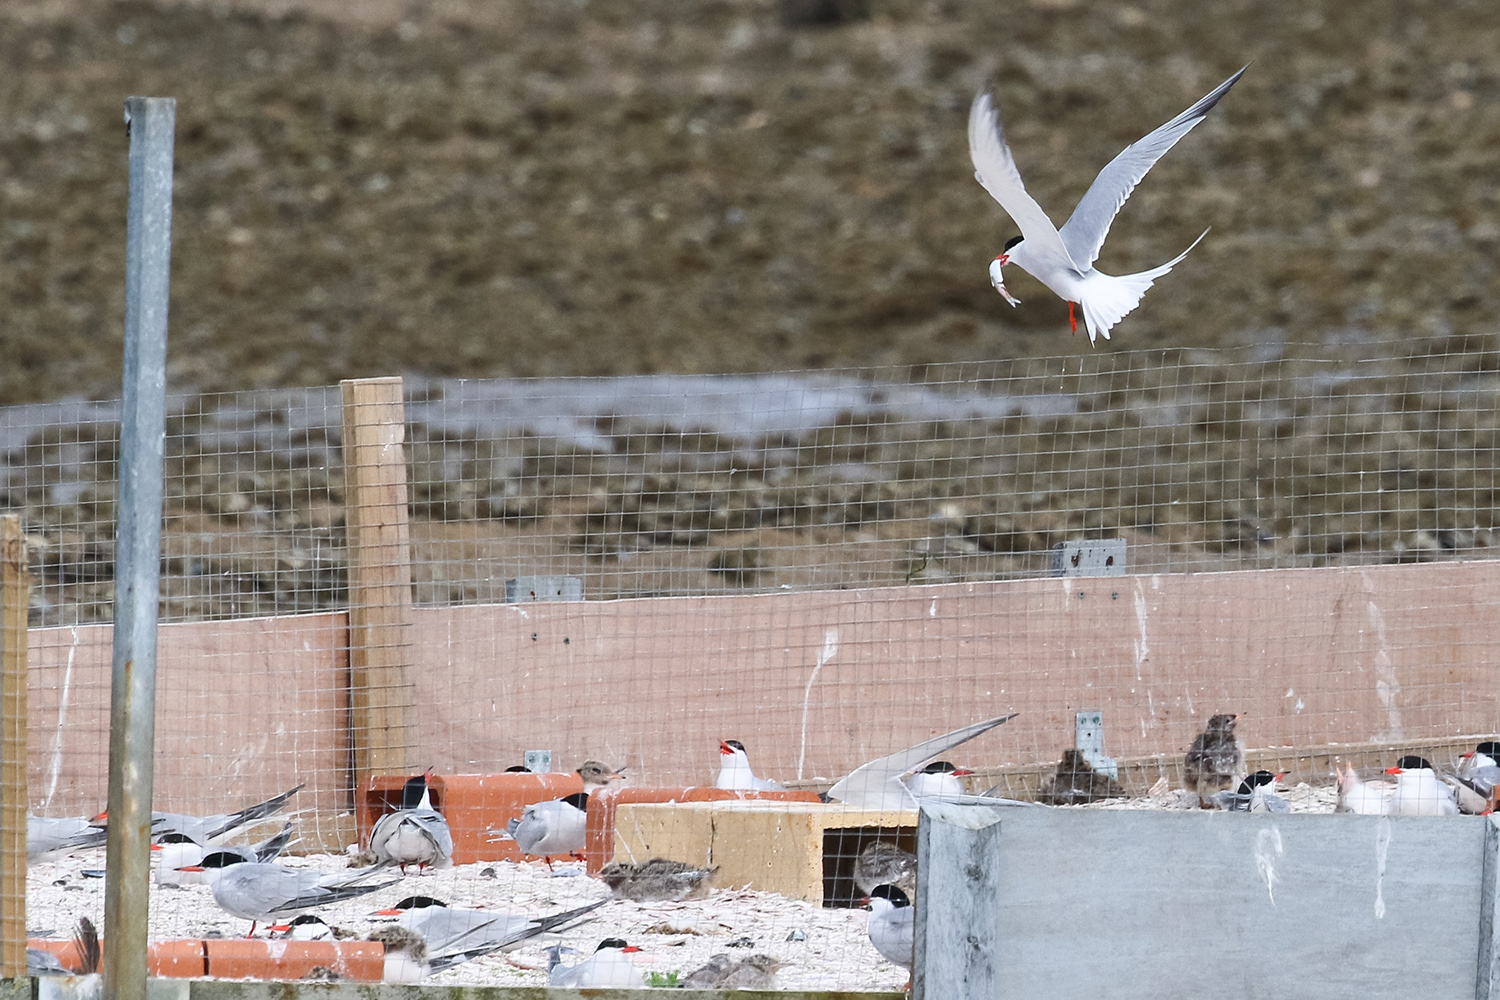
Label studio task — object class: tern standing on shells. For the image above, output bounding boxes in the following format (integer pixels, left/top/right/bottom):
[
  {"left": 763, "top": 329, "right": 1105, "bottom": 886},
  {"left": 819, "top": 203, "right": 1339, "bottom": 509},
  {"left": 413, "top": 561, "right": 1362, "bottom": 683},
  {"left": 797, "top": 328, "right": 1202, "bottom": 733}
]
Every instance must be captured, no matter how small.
[{"left": 969, "top": 65, "right": 1247, "bottom": 345}]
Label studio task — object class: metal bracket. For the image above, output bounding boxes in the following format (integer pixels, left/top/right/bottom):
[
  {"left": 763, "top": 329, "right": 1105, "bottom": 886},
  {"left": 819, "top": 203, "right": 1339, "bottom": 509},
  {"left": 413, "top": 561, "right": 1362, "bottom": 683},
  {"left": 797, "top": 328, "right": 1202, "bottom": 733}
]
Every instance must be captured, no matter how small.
[
  {"left": 523, "top": 749, "right": 553, "bottom": 774},
  {"left": 1051, "top": 538, "right": 1126, "bottom": 577},
  {"left": 1075, "top": 711, "right": 1119, "bottom": 780},
  {"left": 505, "top": 576, "right": 583, "bottom": 602}
]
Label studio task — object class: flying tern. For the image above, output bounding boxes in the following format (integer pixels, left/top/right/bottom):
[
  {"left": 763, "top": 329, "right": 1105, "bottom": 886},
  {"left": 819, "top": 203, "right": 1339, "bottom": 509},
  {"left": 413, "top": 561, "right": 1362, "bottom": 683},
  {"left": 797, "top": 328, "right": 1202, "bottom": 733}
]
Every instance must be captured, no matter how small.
[
  {"left": 369, "top": 771, "right": 454, "bottom": 873},
  {"left": 969, "top": 65, "right": 1247, "bottom": 344}
]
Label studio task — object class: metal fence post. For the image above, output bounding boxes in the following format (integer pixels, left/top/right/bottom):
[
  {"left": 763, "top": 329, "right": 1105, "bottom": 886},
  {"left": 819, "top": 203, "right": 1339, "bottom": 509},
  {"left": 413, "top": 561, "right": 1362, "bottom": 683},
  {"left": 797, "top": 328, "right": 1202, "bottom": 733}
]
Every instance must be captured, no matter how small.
[
  {"left": 104, "top": 95, "right": 175, "bottom": 1000},
  {"left": 0, "top": 517, "right": 30, "bottom": 978},
  {"left": 913, "top": 801, "right": 1005, "bottom": 1000}
]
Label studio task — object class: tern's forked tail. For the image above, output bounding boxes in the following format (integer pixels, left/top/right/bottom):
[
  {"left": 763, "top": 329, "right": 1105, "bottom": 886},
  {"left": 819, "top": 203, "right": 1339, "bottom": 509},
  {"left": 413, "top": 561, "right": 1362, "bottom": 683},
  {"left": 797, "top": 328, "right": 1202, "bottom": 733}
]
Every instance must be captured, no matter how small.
[{"left": 1078, "top": 228, "right": 1209, "bottom": 346}]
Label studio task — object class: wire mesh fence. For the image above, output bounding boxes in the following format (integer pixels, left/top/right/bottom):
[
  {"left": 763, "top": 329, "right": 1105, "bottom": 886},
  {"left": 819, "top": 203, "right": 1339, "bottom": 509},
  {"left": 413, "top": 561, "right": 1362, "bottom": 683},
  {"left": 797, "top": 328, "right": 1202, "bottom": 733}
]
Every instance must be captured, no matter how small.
[{"left": 7, "top": 338, "right": 1500, "bottom": 989}]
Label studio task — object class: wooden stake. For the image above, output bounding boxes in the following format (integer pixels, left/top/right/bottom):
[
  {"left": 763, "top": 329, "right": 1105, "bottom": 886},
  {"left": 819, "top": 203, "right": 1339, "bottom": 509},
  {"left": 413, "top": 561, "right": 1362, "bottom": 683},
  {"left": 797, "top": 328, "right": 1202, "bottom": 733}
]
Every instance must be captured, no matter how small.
[
  {"left": 0, "top": 515, "right": 30, "bottom": 977},
  {"left": 341, "top": 378, "right": 416, "bottom": 798}
]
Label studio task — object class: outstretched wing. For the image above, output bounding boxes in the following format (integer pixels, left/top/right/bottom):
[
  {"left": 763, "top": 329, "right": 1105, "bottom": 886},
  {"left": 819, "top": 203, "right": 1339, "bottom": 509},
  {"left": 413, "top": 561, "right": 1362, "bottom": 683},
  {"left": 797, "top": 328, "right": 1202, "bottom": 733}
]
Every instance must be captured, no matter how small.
[
  {"left": 968, "top": 92, "right": 1079, "bottom": 274},
  {"left": 827, "top": 714, "right": 1018, "bottom": 809},
  {"left": 1059, "top": 65, "right": 1247, "bottom": 269}
]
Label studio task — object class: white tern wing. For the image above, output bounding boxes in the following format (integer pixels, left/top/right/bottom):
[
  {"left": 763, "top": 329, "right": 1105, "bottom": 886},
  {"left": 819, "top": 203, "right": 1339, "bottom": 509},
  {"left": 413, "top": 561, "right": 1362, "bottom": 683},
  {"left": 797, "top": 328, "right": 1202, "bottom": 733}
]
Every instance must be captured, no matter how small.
[
  {"left": 1058, "top": 65, "right": 1247, "bottom": 269},
  {"left": 968, "top": 93, "right": 1079, "bottom": 274},
  {"left": 826, "top": 714, "right": 1017, "bottom": 809}
]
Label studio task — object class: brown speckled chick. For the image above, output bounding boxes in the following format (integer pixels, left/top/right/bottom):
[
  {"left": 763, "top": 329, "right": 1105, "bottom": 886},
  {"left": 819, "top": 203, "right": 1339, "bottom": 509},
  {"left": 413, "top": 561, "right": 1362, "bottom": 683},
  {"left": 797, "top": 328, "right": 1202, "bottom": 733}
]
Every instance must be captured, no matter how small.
[
  {"left": 1037, "top": 749, "right": 1126, "bottom": 805},
  {"left": 1184, "top": 713, "right": 1246, "bottom": 807}
]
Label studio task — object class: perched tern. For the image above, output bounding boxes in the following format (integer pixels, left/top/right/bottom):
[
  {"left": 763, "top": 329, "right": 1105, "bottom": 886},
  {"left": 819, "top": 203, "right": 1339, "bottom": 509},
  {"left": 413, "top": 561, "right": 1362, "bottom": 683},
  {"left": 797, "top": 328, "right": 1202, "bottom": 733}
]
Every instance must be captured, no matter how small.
[
  {"left": 27, "top": 816, "right": 109, "bottom": 864},
  {"left": 547, "top": 938, "right": 643, "bottom": 988},
  {"left": 903, "top": 760, "right": 973, "bottom": 799},
  {"left": 276, "top": 915, "right": 337, "bottom": 941},
  {"left": 369, "top": 771, "right": 454, "bottom": 873},
  {"left": 1184, "top": 714, "right": 1246, "bottom": 807},
  {"left": 1385, "top": 757, "right": 1458, "bottom": 817},
  {"left": 1456, "top": 741, "right": 1500, "bottom": 804},
  {"left": 371, "top": 895, "right": 606, "bottom": 960},
  {"left": 1036, "top": 748, "right": 1125, "bottom": 805},
  {"left": 506, "top": 792, "right": 590, "bottom": 862},
  {"left": 969, "top": 66, "right": 1247, "bottom": 344},
  {"left": 864, "top": 885, "right": 915, "bottom": 984},
  {"left": 184, "top": 850, "right": 402, "bottom": 936},
  {"left": 156, "top": 822, "right": 294, "bottom": 885},
  {"left": 1335, "top": 763, "right": 1393, "bottom": 815},
  {"left": 97, "top": 783, "right": 304, "bottom": 846},
  {"left": 1210, "top": 770, "right": 1289, "bottom": 813},
  {"left": 597, "top": 858, "right": 719, "bottom": 901},
  {"left": 716, "top": 740, "right": 787, "bottom": 791},
  {"left": 826, "top": 714, "right": 1017, "bottom": 809},
  {"left": 502, "top": 760, "right": 624, "bottom": 863}
]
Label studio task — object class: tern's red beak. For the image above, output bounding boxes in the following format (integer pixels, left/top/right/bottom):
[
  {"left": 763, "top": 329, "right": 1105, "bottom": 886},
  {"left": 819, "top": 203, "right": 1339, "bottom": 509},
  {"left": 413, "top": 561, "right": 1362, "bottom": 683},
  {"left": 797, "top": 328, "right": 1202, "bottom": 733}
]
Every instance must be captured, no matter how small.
[
  {"left": 1384, "top": 766, "right": 1403, "bottom": 775},
  {"left": 1274, "top": 771, "right": 1289, "bottom": 781},
  {"left": 719, "top": 742, "right": 734, "bottom": 755},
  {"left": 267, "top": 925, "right": 291, "bottom": 933},
  {"left": 178, "top": 865, "right": 205, "bottom": 872},
  {"left": 1462, "top": 751, "right": 1476, "bottom": 759},
  {"left": 621, "top": 946, "right": 642, "bottom": 954},
  {"left": 370, "top": 908, "right": 404, "bottom": 916},
  {"left": 150, "top": 844, "right": 161, "bottom": 851},
  {"left": 951, "top": 768, "right": 975, "bottom": 777}
]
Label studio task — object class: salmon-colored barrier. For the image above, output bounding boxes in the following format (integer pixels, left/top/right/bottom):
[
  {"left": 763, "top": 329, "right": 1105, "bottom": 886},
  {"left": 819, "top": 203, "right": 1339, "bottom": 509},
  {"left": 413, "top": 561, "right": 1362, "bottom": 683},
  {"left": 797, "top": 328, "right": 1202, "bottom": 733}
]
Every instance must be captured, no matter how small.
[
  {"left": 26, "top": 938, "right": 208, "bottom": 977},
  {"left": 204, "top": 939, "right": 383, "bottom": 980},
  {"left": 26, "top": 938, "right": 382, "bottom": 981},
  {"left": 585, "top": 785, "right": 823, "bottom": 872},
  {"left": 360, "top": 771, "right": 583, "bottom": 865}
]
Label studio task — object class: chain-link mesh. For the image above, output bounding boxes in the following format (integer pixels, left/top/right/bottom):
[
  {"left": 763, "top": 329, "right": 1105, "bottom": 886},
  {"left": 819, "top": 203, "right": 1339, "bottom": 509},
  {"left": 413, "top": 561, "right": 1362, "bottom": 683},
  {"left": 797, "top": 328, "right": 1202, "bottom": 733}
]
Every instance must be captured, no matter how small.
[{"left": 10, "top": 339, "right": 1500, "bottom": 987}]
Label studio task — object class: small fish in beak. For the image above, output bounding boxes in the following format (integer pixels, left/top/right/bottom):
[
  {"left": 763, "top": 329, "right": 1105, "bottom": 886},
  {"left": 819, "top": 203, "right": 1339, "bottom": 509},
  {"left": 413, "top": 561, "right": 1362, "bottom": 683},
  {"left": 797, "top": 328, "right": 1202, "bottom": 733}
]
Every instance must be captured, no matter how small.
[{"left": 988, "top": 257, "right": 1021, "bottom": 307}]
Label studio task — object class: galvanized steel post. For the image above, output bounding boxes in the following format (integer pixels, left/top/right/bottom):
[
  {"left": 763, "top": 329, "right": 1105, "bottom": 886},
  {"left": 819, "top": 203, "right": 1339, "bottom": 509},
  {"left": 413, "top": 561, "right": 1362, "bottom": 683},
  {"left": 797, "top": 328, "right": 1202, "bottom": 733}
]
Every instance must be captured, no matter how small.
[{"left": 103, "top": 95, "right": 175, "bottom": 1000}]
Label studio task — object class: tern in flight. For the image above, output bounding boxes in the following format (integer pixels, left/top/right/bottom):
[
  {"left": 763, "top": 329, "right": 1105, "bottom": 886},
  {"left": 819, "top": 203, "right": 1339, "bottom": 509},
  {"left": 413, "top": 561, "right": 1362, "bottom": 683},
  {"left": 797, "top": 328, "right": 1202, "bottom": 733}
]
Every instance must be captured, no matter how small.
[{"left": 970, "top": 65, "right": 1247, "bottom": 345}]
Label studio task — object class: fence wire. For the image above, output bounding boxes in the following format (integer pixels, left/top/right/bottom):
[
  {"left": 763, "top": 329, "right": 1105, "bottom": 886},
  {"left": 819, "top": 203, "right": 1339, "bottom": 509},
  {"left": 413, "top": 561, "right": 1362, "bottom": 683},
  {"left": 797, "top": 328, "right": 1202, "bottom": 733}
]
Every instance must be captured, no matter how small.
[{"left": 7, "top": 339, "right": 1500, "bottom": 989}]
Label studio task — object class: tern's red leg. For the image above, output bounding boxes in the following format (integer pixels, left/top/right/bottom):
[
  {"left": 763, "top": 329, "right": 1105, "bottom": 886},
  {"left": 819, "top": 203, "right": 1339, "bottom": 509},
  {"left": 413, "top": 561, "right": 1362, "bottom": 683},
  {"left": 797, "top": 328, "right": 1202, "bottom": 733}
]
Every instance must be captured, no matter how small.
[
  {"left": 1068, "top": 301, "right": 1077, "bottom": 334},
  {"left": 246, "top": 922, "right": 257, "bottom": 938}
]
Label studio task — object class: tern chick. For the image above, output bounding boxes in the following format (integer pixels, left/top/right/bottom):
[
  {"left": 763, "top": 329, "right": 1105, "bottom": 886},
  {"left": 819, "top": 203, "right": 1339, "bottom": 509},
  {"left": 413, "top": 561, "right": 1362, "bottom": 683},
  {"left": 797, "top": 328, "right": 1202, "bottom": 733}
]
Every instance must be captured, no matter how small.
[
  {"left": 597, "top": 858, "right": 719, "bottom": 901},
  {"left": 1184, "top": 714, "right": 1246, "bottom": 808},
  {"left": 852, "top": 842, "right": 917, "bottom": 899},
  {"left": 1037, "top": 749, "right": 1126, "bottom": 805}
]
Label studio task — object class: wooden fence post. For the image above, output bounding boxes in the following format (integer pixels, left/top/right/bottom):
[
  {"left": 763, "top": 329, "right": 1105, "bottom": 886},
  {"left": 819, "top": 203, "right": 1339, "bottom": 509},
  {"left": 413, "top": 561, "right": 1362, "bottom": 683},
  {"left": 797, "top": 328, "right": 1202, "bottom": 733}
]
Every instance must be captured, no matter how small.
[
  {"left": 0, "top": 516, "right": 30, "bottom": 977},
  {"left": 341, "top": 378, "right": 416, "bottom": 809},
  {"left": 913, "top": 801, "right": 1005, "bottom": 1000}
]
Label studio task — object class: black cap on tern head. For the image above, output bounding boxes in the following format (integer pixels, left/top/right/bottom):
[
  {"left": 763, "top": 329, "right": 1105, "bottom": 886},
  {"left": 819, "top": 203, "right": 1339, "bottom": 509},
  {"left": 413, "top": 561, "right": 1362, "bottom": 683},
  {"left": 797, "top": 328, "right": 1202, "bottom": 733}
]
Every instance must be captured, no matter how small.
[
  {"left": 596, "top": 938, "right": 630, "bottom": 951},
  {"left": 198, "top": 850, "right": 244, "bottom": 869},
  {"left": 1475, "top": 742, "right": 1500, "bottom": 758},
  {"left": 1395, "top": 755, "right": 1435, "bottom": 771},
  {"left": 1002, "top": 235, "right": 1023, "bottom": 252},
  {"left": 870, "top": 884, "right": 911, "bottom": 908},
  {"left": 391, "top": 895, "right": 447, "bottom": 911},
  {"left": 919, "top": 761, "right": 958, "bottom": 774},
  {"left": 724, "top": 739, "right": 748, "bottom": 752},
  {"left": 1236, "top": 770, "right": 1278, "bottom": 794}
]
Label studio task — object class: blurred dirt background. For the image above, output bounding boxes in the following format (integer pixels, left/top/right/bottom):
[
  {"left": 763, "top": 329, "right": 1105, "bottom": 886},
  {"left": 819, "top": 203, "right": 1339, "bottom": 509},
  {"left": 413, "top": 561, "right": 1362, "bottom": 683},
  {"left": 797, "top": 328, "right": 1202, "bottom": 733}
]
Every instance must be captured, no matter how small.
[
  {"left": 4, "top": 0, "right": 1500, "bottom": 622},
  {"left": 1, "top": 0, "right": 1496, "bottom": 402}
]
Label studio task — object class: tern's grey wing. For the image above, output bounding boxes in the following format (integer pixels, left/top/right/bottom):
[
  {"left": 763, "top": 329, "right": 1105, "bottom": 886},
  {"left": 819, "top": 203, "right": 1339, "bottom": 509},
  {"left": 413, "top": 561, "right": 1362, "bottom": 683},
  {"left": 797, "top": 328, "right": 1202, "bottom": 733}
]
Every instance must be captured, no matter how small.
[
  {"left": 827, "top": 714, "right": 1017, "bottom": 808},
  {"left": 1059, "top": 65, "right": 1246, "bottom": 269},
  {"left": 968, "top": 92, "right": 1078, "bottom": 273},
  {"left": 252, "top": 822, "right": 295, "bottom": 862},
  {"left": 412, "top": 810, "right": 454, "bottom": 862}
]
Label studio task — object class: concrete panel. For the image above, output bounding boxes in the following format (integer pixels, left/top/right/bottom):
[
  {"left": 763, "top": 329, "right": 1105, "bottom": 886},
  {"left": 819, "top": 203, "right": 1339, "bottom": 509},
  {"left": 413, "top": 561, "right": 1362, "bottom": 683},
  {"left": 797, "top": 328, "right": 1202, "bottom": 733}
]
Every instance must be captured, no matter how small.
[{"left": 987, "top": 810, "right": 1494, "bottom": 1000}]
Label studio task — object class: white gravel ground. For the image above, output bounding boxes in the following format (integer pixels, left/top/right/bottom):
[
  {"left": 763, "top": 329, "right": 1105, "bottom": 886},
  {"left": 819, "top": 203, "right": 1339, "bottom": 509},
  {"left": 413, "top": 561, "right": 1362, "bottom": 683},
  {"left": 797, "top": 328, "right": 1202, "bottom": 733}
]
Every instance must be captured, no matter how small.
[
  {"left": 22, "top": 780, "right": 1345, "bottom": 990},
  {"left": 26, "top": 845, "right": 908, "bottom": 992}
]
